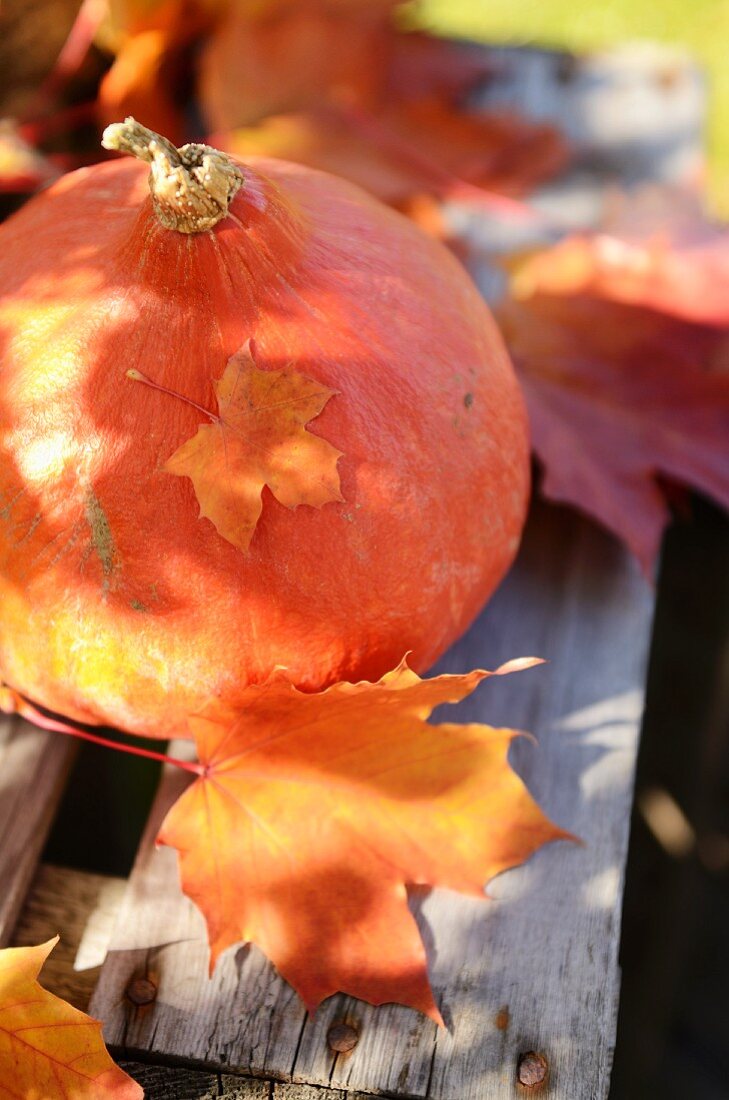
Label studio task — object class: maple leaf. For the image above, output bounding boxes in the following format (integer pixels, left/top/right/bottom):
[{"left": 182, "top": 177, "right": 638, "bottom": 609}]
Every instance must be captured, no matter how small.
[
  {"left": 99, "top": 27, "right": 193, "bottom": 144},
  {"left": 511, "top": 188, "right": 729, "bottom": 327},
  {"left": 131, "top": 340, "right": 343, "bottom": 552},
  {"left": 0, "top": 938, "right": 142, "bottom": 1099},
  {"left": 158, "top": 658, "right": 569, "bottom": 1020},
  {"left": 498, "top": 291, "right": 729, "bottom": 572}
]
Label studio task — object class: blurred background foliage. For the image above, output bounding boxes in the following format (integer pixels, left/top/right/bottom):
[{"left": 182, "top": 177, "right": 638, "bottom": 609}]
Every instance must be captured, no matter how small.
[{"left": 413, "top": 0, "right": 729, "bottom": 216}]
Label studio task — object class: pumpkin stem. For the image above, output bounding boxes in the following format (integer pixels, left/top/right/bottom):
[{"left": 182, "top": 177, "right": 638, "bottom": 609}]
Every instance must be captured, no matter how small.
[{"left": 102, "top": 117, "right": 244, "bottom": 234}]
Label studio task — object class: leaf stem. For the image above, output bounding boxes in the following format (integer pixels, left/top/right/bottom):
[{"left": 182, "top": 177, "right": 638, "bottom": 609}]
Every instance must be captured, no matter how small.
[
  {"left": 12, "top": 694, "right": 204, "bottom": 776},
  {"left": 127, "top": 368, "right": 219, "bottom": 422}
]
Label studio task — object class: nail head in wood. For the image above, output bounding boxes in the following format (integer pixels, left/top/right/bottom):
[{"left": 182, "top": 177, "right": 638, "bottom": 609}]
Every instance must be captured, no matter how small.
[
  {"left": 517, "top": 1050, "right": 548, "bottom": 1089},
  {"left": 125, "top": 977, "right": 157, "bottom": 1006},
  {"left": 326, "top": 1021, "right": 359, "bottom": 1053}
]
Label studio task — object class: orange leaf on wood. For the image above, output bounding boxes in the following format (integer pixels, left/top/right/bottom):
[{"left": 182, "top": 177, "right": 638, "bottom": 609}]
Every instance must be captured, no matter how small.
[
  {"left": 131, "top": 339, "right": 343, "bottom": 552},
  {"left": 499, "top": 291, "right": 729, "bottom": 572},
  {"left": 0, "top": 938, "right": 141, "bottom": 1099},
  {"left": 158, "top": 657, "right": 568, "bottom": 1020}
]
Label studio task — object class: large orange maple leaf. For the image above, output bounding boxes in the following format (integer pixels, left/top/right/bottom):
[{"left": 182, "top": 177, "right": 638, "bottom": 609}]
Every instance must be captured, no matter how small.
[
  {"left": 0, "top": 938, "right": 142, "bottom": 1099},
  {"left": 158, "top": 658, "right": 569, "bottom": 1021}
]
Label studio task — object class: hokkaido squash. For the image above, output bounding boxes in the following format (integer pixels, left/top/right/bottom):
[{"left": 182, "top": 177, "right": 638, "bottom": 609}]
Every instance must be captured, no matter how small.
[{"left": 0, "top": 120, "right": 529, "bottom": 739}]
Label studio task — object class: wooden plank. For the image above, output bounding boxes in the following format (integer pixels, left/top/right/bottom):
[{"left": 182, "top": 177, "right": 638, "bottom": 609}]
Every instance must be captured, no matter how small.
[
  {"left": 472, "top": 42, "right": 705, "bottom": 185},
  {"left": 120, "top": 1063, "right": 377, "bottom": 1099},
  {"left": 119, "top": 1063, "right": 269, "bottom": 1099},
  {"left": 0, "top": 715, "right": 76, "bottom": 945},
  {"left": 9, "top": 865, "right": 385, "bottom": 1098},
  {"left": 283, "top": 504, "right": 653, "bottom": 1100},
  {"left": 121, "top": 1066, "right": 381, "bottom": 1099},
  {"left": 444, "top": 42, "right": 706, "bottom": 270},
  {"left": 11, "top": 863, "right": 126, "bottom": 1011},
  {"left": 89, "top": 756, "right": 311, "bottom": 1077}
]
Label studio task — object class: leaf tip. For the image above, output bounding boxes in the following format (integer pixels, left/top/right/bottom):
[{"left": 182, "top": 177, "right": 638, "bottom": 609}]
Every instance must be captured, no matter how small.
[{"left": 493, "top": 656, "right": 546, "bottom": 675}]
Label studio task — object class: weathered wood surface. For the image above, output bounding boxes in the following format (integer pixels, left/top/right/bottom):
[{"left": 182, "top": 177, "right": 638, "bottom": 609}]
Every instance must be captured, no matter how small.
[
  {"left": 11, "top": 863, "right": 125, "bottom": 1009},
  {"left": 0, "top": 716, "right": 76, "bottom": 945},
  {"left": 120, "top": 1063, "right": 376, "bottom": 1099},
  {"left": 90, "top": 501, "right": 653, "bottom": 1100}
]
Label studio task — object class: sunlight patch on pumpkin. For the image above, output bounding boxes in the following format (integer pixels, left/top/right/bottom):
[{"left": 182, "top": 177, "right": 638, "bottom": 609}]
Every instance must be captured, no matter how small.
[{"left": 13, "top": 431, "right": 72, "bottom": 483}]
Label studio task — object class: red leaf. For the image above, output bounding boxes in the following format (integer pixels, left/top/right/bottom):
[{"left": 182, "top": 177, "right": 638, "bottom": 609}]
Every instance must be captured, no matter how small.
[
  {"left": 498, "top": 291, "right": 729, "bottom": 571},
  {"left": 198, "top": 4, "right": 567, "bottom": 217}
]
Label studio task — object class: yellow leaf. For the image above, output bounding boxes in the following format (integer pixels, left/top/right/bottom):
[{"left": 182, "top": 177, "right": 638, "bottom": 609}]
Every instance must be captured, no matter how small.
[{"left": 0, "top": 938, "right": 142, "bottom": 1099}]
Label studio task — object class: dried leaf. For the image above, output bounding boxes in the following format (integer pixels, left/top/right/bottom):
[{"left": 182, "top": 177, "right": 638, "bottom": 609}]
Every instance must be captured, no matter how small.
[
  {"left": 158, "top": 657, "right": 568, "bottom": 1019},
  {"left": 0, "top": 938, "right": 142, "bottom": 1098},
  {"left": 499, "top": 291, "right": 729, "bottom": 571},
  {"left": 134, "top": 340, "right": 343, "bottom": 552},
  {"left": 0, "top": 0, "right": 82, "bottom": 117},
  {"left": 100, "top": 0, "right": 566, "bottom": 213},
  {"left": 98, "top": 26, "right": 191, "bottom": 141}
]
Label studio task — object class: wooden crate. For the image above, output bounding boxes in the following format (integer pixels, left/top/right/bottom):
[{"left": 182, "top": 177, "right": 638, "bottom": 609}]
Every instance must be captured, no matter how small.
[{"left": 1, "top": 41, "right": 706, "bottom": 1100}]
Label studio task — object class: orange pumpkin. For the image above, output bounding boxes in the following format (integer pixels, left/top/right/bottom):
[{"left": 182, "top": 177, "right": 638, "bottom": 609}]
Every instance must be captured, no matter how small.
[{"left": 0, "top": 121, "right": 528, "bottom": 739}]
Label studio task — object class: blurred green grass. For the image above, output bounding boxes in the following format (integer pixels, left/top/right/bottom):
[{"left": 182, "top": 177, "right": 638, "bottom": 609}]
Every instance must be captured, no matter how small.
[{"left": 414, "top": 0, "right": 729, "bottom": 216}]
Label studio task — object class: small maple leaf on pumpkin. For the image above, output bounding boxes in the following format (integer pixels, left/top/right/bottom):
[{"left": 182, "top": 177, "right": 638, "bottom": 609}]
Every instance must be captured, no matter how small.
[
  {"left": 158, "top": 657, "right": 569, "bottom": 1021},
  {"left": 0, "top": 937, "right": 142, "bottom": 1099},
  {"left": 130, "top": 339, "right": 343, "bottom": 552}
]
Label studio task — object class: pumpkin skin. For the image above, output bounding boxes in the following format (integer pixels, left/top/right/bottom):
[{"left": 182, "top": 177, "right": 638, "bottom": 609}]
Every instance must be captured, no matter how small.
[{"left": 0, "top": 143, "right": 529, "bottom": 739}]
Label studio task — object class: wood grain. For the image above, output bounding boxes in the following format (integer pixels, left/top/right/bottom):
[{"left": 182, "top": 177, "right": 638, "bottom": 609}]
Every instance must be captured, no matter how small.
[
  {"left": 11, "top": 863, "right": 126, "bottom": 1010},
  {"left": 120, "top": 1062, "right": 378, "bottom": 1099},
  {"left": 0, "top": 716, "right": 76, "bottom": 945}
]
